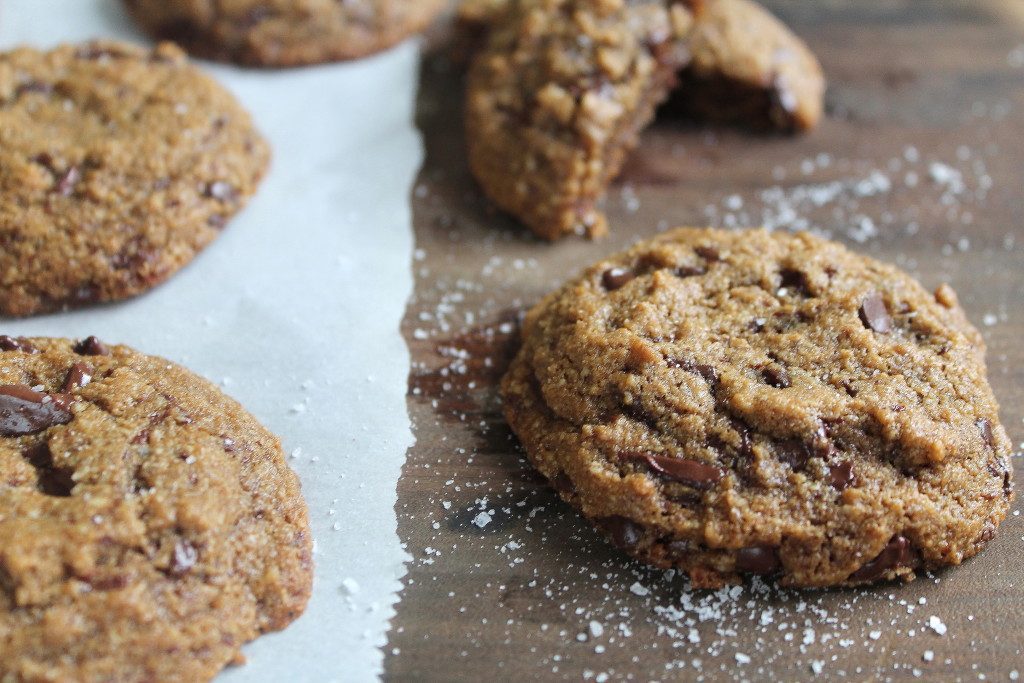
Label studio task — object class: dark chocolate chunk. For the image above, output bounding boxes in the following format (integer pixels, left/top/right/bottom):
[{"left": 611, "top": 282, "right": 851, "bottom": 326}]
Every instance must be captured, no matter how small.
[
  {"left": 735, "top": 545, "right": 782, "bottom": 575},
  {"left": 0, "top": 385, "right": 74, "bottom": 436},
  {"left": 848, "top": 535, "right": 918, "bottom": 582},
  {"left": 779, "top": 268, "right": 809, "bottom": 295},
  {"left": 694, "top": 245, "right": 720, "bottom": 262},
  {"left": 22, "top": 442, "right": 75, "bottom": 497},
  {"left": 550, "top": 470, "right": 578, "bottom": 497},
  {"left": 674, "top": 264, "right": 706, "bottom": 278},
  {"left": 762, "top": 364, "right": 791, "bottom": 388},
  {"left": 776, "top": 438, "right": 811, "bottom": 470},
  {"left": 171, "top": 539, "right": 198, "bottom": 575},
  {"left": 74, "top": 336, "right": 110, "bottom": 356},
  {"left": 623, "top": 451, "right": 725, "bottom": 490},
  {"left": 859, "top": 292, "right": 892, "bottom": 333},
  {"left": 63, "top": 363, "right": 94, "bottom": 392},
  {"left": 599, "top": 516, "right": 643, "bottom": 551},
  {"left": 829, "top": 461, "right": 855, "bottom": 491},
  {"left": 602, "top": 267, "right": 636, "bottom": 291},
  {"left": 668, "top": 358, "right": 719, "bottom": 386},
  {"left": 976, "top": 418, "right": 994, "bottom": 450},
  {"left": 0, "top": 335, "right": 39, "bottom": 354}
]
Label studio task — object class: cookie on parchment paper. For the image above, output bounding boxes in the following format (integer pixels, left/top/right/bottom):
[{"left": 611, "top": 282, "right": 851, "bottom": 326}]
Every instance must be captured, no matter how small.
[{"left": 0, "top": 336, "right": 312, "bottom": 681}]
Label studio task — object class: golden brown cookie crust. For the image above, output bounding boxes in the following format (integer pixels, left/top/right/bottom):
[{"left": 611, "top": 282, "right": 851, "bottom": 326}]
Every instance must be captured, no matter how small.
[
  {"left": 501, "top": 228, "right": 1012, "bottom": 588},
  {"left": 0, "top": 40, "right": 269, "bottom": 317},
  {"left": 0, "top": 336, "right": 312, "bottom": 681},
  {"left": 465, "top": 0, "right": 825, "bottom": 241},
  {"left": 123, "top": 0, "right": 447, "bottom": 67}
]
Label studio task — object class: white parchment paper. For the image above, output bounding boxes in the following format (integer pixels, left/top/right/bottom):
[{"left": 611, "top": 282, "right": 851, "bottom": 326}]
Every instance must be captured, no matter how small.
[{"left": 0, "top": 2, "right": 420, "bottom": 680}]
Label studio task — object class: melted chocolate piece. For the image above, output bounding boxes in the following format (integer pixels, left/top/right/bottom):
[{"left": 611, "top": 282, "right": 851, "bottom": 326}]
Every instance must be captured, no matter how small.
[
  {"left": 23, "top": 442, "right": 75, "bottom": 497},
  {"left": 848, "top": 535, "right": 918, "bottom": 582},
  {"left": 602, "top": 267, "right": 636, "bottom": 291},
  {"left": 675, "top": 264, "right": 706, "bottom": 278},
  {"left": 622, "top": 451, "right": 725, "bottom": 490},
  {"left": 694, "top": 245, "right": 720, "bottom": 262},
  {"left": 171, "top": 539, "right": 198, "bottom": 575},
  {"left": 599, "top": 516, "right": 644, "bottom": 551},
  {"left": 550, "top": 470, "right": 578, "bottom": 497},
  {"left": 859, "top": 292, "right": 892, "bottom": 333},
  {"left": 735, "top": 545, "right": 782, "bottom": 575},
  {"left": 74, "top": 336, "right": 110, "bottom": 356},
  {"left": 0, "top": 385, "right": 74, "bottom": 436},
  {"left": 779, "top": 267, "right": 809, "bottom": 295},
  {"left": 829, "top": 461, "right": 855, "bottom": 491},
  {"left": 62, "top": 363, "right": 94, "bottom": 392},
  {"left": 776, "top": 438, "right": 811, "bottom": 469},
  {"left": 762, "top": 364, "right": 791, "bottom": 388},
  {"left": 667, "top": 358, "right": 719, "bottom": 385},
  {"left": 976, "top": 418, "right": 994, "bottom": 449},
  {"left": 0, "top": 336, "right": 39, "bottom": 354}
]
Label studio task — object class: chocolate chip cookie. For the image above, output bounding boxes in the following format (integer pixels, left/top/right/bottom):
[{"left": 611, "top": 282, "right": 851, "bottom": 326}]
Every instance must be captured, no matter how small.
[
  {"left": 0, "top": 336, "right": 312, "bottom": 681},
  {"left": 501, "top": 228, "right": 1012, "bottom": 588},
  {"left": 466, "top": 0, "right": 825, "bottom": 240},
  {"left": 0, "top": 40, "right": 269, "bottom": 317},
  {"left": 123, "top": 0, "right": 446, "bottom": 67}
]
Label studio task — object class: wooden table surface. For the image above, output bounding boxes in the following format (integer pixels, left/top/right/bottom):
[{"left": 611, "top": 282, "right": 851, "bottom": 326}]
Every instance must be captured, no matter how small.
[{"left": 386, "top": 2, "right": 1024, "bottom": 680}]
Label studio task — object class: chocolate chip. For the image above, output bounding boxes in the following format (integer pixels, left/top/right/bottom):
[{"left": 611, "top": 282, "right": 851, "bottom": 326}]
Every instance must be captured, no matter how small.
[
  {"left": 550, "top": 470, "right": 577, "bottom": 497},
  {"left": 171, "top": 539, "right": 198, "bottom": 575},
  {"left": 205, "top": 181, "right": 237, "bottom": 202},
  {"left": 976, "top": 418, "right": 994, "bottom": 450},
  {"left": 674, "top": 264, "right": 706, "bottom": 278},
  {"left": 0, "top": 336, "right": 39, "bottom": 354},
  {"left": 74, "top": 336, "right": 109, "bottom": 356},
  {"left": 602, "top": 267, "right": 635, "bottom": 291},
  {"left": 22, "top": 442, "right": 75, "bottom": 497},
  {"left": 0, "top": 385, "right": 74, "bottom": 436},
  {"left": 668, "top": 358, "right": 719, "bottom": 386},
  {"left": 622, "top": 451, "right": 725, "bottom": 490},
  {"left": 776, "top": 439, "right": 811, "bottom": 470},
  {"left": 56, "top": 166, "right": 81, "bottom": 196},
  {"left": 735, "top": 545, "right": 781, "bottom": 575},
  {"left": 694, "top": 245, "right": 720, "bottom": 262},
  {"left": 848, "top": 535, "right": 919, "bottom": 582},
  {"left": 762, "top": 364, "right": 791, "bottom": 388},
  {"left": 829, "top": 461, "right": 855, "bottom": 491},
  {"left": 859, "top": 292, "right": 892, "bottom": 333},
  {"left": 15, "top": 80, "right": 53, "bottom": 97},
  {"left": 598, "top": 516, "right": 643, "bottom": 551},
  {"left": 62, "top": 363, "right": 94, "bottom": 392},
  {"left": 779, "top": 268, "right": 809, "bottom": 295}
]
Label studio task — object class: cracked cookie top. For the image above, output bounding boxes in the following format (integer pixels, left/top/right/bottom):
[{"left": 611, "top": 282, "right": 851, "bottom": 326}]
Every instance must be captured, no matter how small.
[
  {"left": 502, "top": 228, "right": 1012, "bottom": 587},
  {"left": 0, "top": 40, "right": 269, "bottom": 317},
  {"left": 0, "top": 336, "right": 311, "bottom": 682}
]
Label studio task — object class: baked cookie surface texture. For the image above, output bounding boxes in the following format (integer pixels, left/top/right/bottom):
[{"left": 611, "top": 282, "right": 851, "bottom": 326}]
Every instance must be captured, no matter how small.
[
  {"left": 0, "top": 40, "right": 269, "bottom": 317},
  {"left": 123, "top": 0, "right": 446, "bottom": 67},
  {"left": 466, "top": 0, "right": 825, "bottom": 240},
  {"left": 0, "top": 336, "right": 312, "bottom": 682},
  {"left": 502, "top": 228, "right": 1013, "bottom": 588}
]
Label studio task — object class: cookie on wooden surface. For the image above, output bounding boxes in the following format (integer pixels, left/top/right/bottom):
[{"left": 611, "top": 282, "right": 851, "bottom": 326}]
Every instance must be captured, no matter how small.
[{"left": 502, "top": 228, "right": 1012, "bottom": 587}]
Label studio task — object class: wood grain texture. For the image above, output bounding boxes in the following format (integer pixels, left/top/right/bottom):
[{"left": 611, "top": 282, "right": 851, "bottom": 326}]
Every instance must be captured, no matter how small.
[{"left": 387, "top": 2, "right": 1024, "bottom": 680}]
